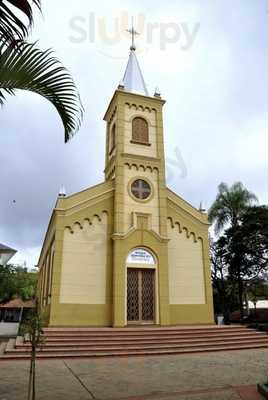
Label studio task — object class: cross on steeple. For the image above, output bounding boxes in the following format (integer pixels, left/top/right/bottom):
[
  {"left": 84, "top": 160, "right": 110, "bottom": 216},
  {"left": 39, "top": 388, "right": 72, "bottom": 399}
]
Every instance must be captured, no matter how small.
[
  {"left": 126, "top": 17, "right": 139, "bottom": 51},
  {"left": 120, "top": 17, "right": 149, "bottom": 96}
]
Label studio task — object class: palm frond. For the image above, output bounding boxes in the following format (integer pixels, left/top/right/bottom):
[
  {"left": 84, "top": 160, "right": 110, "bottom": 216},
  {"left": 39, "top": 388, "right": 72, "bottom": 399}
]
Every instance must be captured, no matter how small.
[
  {"left": 0, "top": 41, "right": 83, "bottom": 141},
  {"left": 231, "top": 181, "right": 258, "bottom": 205},
  {"left": 0, "top": 0, "right": 41, "bottom": 43},
  {"left": 209, "top": 181, "right": 258, "bottom": 234},
  {"left": 209, "top": 200, "right": 229, "bottom": 232}
]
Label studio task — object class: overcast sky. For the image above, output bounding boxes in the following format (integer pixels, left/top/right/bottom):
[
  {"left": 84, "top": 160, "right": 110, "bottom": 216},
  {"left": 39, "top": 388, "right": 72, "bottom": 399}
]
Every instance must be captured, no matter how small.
[{"left": 1, "top": 0, "right": 268, "bottom": 268}]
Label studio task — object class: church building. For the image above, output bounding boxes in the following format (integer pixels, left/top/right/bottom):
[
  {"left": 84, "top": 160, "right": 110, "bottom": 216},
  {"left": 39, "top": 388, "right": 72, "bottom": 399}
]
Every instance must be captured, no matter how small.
[{"left": 38, "top": 34, "right": 214, "bottom": 327}]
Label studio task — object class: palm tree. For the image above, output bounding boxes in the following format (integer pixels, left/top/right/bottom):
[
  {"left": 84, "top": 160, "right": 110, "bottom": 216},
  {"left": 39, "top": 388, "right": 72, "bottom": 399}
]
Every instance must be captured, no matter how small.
[
  {"left": 0, "top": 41, "right": 83, "bottom": 142},
  {"left": 0, "top": 1, "right": 83, "bottom": 141},
  {"left": 209, "top": 182, "right": 258, "bottom": 233},
  {"left": 209, "top": 182, "right": 258, "bottom": 321},
  {"left": 0, "top": 0, "right": 41, "bottom": 43}
]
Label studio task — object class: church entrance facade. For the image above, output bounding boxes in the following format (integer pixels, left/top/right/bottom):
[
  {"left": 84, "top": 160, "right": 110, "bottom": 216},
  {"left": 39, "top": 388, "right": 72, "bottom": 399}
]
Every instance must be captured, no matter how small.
[
  {"left": 126, "top": 248, "right": 157, "bottom": 325},
  {"left": 37, "top": 34, "right": 215, "bottom": 327}
]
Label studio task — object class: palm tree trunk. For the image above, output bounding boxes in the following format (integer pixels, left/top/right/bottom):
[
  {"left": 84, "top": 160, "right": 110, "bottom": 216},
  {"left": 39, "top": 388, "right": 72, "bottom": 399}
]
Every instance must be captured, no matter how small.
[
  {"left": 238, "top": 275, "right": 244, "bottom": 322},
  {"left": 218, "top": 281, "right": 229, "bottom": 323},
  {"left": 222, "top": 287, "right": 230, "bottom": 324}
]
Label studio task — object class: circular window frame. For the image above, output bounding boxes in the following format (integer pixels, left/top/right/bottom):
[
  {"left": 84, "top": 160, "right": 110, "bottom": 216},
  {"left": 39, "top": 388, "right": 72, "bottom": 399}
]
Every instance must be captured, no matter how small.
[{"left": 128, "top": 177, "right": 154, "bottom": 203}]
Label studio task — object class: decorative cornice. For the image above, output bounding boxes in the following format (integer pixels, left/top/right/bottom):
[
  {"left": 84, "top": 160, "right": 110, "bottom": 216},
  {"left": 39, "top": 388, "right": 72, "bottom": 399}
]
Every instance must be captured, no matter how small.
[
  {"left": 64, "top": 211, "right": 108, "bottom": 235},
  {"left": 121, "top": 152, "right": 160, "bottom": 163},
  {"left": 56, "top": 189, "right": 114, "bottom": 216},
  {"left": 112, "top": 228, "right": 169, "bottom": 243},
  {"left": 104, "top": 90, "right": 165, "bottom": 121},
  {"left": 125, "top": 102, "right": 157, "bottom": 114}
]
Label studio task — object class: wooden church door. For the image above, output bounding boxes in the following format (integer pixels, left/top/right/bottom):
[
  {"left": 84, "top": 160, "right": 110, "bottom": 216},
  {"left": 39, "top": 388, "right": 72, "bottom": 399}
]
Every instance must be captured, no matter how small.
[{"left": 127, "top": 269, "right": 155, "bottom": 324}]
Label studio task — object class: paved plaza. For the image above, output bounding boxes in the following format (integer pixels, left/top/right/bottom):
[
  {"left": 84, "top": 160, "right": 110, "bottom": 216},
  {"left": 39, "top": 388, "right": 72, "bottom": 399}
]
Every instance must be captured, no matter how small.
[{"left": 0, "top": 350, "right": 267, "bottom": 400}]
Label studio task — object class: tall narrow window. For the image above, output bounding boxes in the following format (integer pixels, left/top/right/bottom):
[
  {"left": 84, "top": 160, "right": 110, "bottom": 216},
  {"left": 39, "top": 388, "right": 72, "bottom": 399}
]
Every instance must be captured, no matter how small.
[
  {"left": 110, "top": 124, "right": 116, "bottom": 153},
  {"left": 132, "top": 117, "right": 149, "bottom": 144}
]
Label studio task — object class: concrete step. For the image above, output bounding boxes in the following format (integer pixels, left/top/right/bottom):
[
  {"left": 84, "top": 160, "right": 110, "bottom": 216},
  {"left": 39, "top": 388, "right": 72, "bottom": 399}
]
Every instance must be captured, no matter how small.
[
  {"left": 43, "top": 325, "right": 245, "bottom": 332},
  {"left": 34, "top": 332, "right": 266, "bottom": 344},
  {"left": 43, "top": 327, "right": 248, "bottom": 336},
  {"left": 0, "top": 341, "right": 7, "bottom": 356},
  {"left": 41, "top": 330, "right": 256, "bottom": 340},
  {"left": 2, "top": 325, "right": 267, "bottom": 361},
  {"left": 18, "top": 333, "right": 268, "bottom": 348},
  {"left": 2, "top": 342, "right": 268, "bottom": 360},
  {"left": 15, "top": 336, "right": 24, "bottom": 347},
  {"left": 9, "top": 338, "right": 268, "bottom": 354},
  {"left": 5, "top": 338, "right": 16, "bottom": 351}
]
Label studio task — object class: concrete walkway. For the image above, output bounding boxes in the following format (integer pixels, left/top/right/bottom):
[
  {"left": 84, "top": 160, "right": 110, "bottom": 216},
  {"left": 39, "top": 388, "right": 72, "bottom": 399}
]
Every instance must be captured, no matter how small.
[
  {"left": 0, "top": 349, "right": 267, "bottom": 399},
  {"left": 0, "top": 323, "right": 18, "bottom": 337}
]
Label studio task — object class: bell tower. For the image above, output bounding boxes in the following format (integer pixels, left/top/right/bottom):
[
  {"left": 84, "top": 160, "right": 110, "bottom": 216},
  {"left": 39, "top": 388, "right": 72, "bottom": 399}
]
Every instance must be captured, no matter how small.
[
  {"left": 104, "top": 38, "right": 168, "bottom": 236},
  {"left": 103, "top": 25, "right": 170, "bottom": 326}
]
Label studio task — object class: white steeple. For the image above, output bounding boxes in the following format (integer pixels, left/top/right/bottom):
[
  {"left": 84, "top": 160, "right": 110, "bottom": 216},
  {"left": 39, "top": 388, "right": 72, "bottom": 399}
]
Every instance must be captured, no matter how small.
[{"left": 120, "top": 19, "right": 149, "bottom": 96}]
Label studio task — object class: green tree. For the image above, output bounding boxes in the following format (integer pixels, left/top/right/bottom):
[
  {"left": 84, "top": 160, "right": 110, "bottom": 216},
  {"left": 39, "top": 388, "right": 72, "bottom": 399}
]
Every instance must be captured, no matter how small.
[
  {"left": 0, "top": 264, "right": 37, "bottom": 303},
  {"left": 0, "top": 264, "right": 16, "bottom": 302},
  {"left": 13, "top": 267, "right": 37, "bottom": 300},
  {"left": 209, "top": 182, "right": 258, "bottom": 320},
  {"left": 224, "top": 206, "right": 268, "bottom": 285},
  {"left": 240, "top": 206, "right": 268, "bottom": 251},
  {"left": 0, "top": 1, "right": 83, "bottom": 142},
  {"left": 210, "top": 237, "right": 234, "bottom": 322},
  {"left": 209, "top": 182, "right": 258, "bottom": 232}
]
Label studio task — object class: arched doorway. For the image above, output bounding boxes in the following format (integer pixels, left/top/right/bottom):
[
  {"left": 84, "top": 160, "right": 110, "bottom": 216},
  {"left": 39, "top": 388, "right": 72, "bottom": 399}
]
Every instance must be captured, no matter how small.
[{"left": 126, "top": 248, "right": 158, "bottom": 325}]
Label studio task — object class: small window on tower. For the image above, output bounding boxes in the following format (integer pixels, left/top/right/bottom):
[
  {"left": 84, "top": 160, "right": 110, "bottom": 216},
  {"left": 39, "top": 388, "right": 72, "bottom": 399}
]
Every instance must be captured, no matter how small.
[
  {"left": 110, "top": 124, "right": 116, "bottom": 154},
  {"left": 131, "top": 117, "right": 150, "bottom": 145},
  {"left": 131, "top": 179, "right": 151, "bottom": 200}
]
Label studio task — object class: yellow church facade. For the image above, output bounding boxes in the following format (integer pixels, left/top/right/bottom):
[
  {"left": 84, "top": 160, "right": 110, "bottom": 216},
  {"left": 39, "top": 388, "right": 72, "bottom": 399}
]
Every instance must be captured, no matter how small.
[{"left": 37, "top": 44, "right": 214, "bottom": 327}]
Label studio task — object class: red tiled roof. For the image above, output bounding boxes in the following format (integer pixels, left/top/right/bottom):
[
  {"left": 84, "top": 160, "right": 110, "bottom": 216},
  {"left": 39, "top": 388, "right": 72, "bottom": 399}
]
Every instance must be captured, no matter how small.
[{"left": 0, "top": 298, "right": 35, "bottom": 308}]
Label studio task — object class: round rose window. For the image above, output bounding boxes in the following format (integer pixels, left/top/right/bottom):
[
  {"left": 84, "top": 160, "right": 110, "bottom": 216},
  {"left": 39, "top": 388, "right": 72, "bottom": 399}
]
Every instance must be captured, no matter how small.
[{"left": 131, "top": 179, "right": 151, "bottom": 200}]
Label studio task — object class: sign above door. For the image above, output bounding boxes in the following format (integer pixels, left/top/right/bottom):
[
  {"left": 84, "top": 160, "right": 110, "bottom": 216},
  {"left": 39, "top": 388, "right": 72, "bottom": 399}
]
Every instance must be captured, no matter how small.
[{"left": 127, "top": 248, "right": 156, "bottom": 265}]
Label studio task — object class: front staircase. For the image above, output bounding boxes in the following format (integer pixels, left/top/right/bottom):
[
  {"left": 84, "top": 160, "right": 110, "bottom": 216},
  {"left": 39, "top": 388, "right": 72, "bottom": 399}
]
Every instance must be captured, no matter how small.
[{"left": 1, "top": 325, "right": 268, "bottom": 360}]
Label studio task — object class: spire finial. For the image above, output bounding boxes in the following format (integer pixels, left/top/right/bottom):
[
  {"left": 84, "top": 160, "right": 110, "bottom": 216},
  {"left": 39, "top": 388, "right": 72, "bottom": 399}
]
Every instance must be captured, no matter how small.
[{"left": 126, "top": 17, "right": 139, "bottom": 51}]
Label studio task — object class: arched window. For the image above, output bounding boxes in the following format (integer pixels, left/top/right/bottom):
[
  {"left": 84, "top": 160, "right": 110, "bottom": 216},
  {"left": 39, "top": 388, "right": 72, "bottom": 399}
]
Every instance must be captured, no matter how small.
[
  {"left": 131, "top": 117, "right": 149, "bottom": 144},
  {"left": 110, "top": 124, "right": 116, "bottom": 153}
]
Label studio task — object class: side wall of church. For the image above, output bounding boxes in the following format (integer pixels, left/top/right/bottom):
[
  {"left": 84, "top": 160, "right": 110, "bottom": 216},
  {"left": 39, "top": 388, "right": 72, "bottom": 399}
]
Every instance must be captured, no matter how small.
[
  {"left": 44, "top": 183, "right": 115, "bottom": 327},
  {"left": 60, "top": 213, "right": 108, "bottom": 305},
  {"left": 168, "top": 222, "right": 205, "bottom": 304},
  {"left": 48, "top": 211, "right": 113, "bottom": 326},
  {"left": 167, "top": 217, "right": 214, "bottom": 324},
  {"left": 38, "top": 224, "right": 56, "bottom": 325}
]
